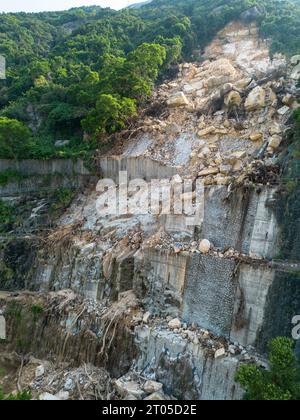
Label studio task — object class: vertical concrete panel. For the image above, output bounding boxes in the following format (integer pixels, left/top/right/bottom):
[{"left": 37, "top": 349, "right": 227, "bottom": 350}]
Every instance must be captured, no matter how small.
[
  {"left": 230, "top": 264, "right": 275, "bottom": 347},
  {"left": 183, "top": 255, "right": 237, "bottom": 337}
]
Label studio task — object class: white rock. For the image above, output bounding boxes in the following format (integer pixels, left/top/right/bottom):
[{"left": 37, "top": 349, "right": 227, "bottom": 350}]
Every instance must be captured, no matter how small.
[
  {"left": 55, "top": 391, "right": 70, "bottom": 400},
  {"left": 168, "top": 318, "right": 181, "bottom": 330},
  {"left": 202, "top": 146, "right": 211, "bottom": 156},
  {"left": 198, "top": 126, "right": 216, "bottom": 137},
  {"left": 291, "top": 63, "right": 300, "bottom": 80},
  {"left": 199, "top": 239, "right": 211, "bottom": 254},
  {"left": 143, "top": 380, "right": 163, "bottom": 394},
  {"left": 214, "top": 348, "right": 226, "bottom": 359},
  {"left": 228, "top": 345, "right": 237, "bottom": 355},
  {"left": 125, "top": 394, "right": 138, "bottom": 400},
  {"left": 245, "top": 86, "right": 266, "bottom": 112},
  {"left": 115, "top": 379, "right": 144, "bottom": 399},
  {"left": 35, "top": 365, "right": 45, "bottom": 378},
  {"left": 167, "top": 92, "right": 190, "bottom": 108},
  {"left": 226, "top": 151, "right": 246, "bottom": 163},
  {"left": 269, "top": 123, "right": 282, "bottom": 135},
  {"left": 143, "top": 312, "right": 151, "bottom": 323},
  {"left": 277, "top": 106, "right": 290, "bottom": 115},
  {"left": 193, "top": 337, "right": 199, "bottom": 345},
  {"left": 64, "top": 378, "right": 75, "bottom": 391},
  {"left": 144, "top": 392, "right": 166, "bottom": 400},
  {"left": 39, "top": 392, "right": 60, "bottom": 401},
  {"left": 250, "top": 132, "right": 263, "bottom": 142},
  {"left": 198, "top": 167, "right": 219, "bottom": 177},
  {"left": 55, "top": 140, "right": 70, "bottom": 148},
  {"left": 291, "top": 55, "right": 300, "bottom": 65}
]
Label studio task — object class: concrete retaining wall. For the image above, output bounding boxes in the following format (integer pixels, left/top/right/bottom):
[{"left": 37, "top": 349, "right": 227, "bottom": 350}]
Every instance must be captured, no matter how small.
[{"left": 0, "top": 158, "right": 90, "bottom": 176}]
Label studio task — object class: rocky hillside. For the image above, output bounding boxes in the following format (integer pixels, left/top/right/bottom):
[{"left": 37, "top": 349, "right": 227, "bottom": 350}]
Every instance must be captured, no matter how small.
[{"left": 0, "top": 5, "right": 300, "bottom": 401}]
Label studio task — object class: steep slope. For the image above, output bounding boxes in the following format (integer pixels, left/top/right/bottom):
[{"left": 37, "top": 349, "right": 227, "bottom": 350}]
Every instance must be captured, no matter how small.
[{"left": 1, "top": 15, "right": 300, "bottom": 400}]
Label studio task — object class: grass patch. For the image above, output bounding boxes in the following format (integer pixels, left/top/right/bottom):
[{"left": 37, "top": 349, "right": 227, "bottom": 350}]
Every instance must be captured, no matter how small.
[
  {"left": 5, "top": 302, "right": 22, "bottom": 322},
  {"left": 31, "top": 304, "right": 44, "bottom": 322},
  {"left": 51, "top": 188, "right": 76, "bottom": 212},
  {"left": 0, "top": 200, "right": 16, "bottom": 232}
]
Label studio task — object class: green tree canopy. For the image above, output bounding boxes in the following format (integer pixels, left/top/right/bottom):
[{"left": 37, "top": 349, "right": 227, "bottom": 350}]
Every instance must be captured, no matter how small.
[
  {"left": 81, "top": 94, "right": 137, "bottom": 135},
  {"left": 236, "top": 337, "right": 300, "bottom": 400},
  {"left": 0, "top": 117, "right": 33, "bottom": 159}
]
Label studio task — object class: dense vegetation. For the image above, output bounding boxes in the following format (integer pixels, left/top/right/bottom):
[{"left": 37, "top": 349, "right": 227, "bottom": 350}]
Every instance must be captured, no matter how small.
[
  {"left": 0, "top": 0, "right": 300, "bottom": 159},
  {"left": 236, "top": 337, "right": 300, "bottom": 400}
]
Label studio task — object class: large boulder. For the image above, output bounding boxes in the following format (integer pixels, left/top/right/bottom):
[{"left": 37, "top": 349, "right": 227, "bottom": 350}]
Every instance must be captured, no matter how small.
[
  {"left": 199, "top": 239, "right": 211, "bottom": 254},
  {"left": 168, "top": 318, "right": 181, "bottom": 329},
  {"left": 115, "top": 379, "right": 144, "bottom": 399},
  {"left": 245, "top": 86, "right": 266, "bottom": 112},
  {"left": 167, "top": 92, "right": 190, "bottom": 108},
  {"left": 198, "top": 126, "right": 216, "bottom": 137},
  {"left": 143, "top": 381, "right": 163, "bottom": 394},
  {"left": 224, "top": 91, "right": 242, "bottom": 107},
  {"left": 250, "top": 132, "right": 263, "bottom": 142},
  {"left": 268, "top": 135, "right": 282, "bottom": 149},
  {"left": 198, "top": 167, "right": 219, "bottom": 176},
  {"left": 269, "top": 123, "right": 282, "bottom": 135},
  {"left": 208, "top": 59, "right": 237, "bottom": 79},
  {"left": 39, "top": 393, "right": 60, "bottom": 401},
  {"left": 214, "top": 347, "right": 226, "bottom": 359},
  {"left": 144, "top": 392, "right": 166, "bottom": 400}
]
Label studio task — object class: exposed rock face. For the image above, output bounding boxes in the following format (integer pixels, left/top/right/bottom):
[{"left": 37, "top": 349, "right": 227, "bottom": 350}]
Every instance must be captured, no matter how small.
[
  {"left": 240, "top": 6, "right": 263, "bottom": 23},
  {"left": 1, "top": 20, "right": 299, "bottom": 401}
]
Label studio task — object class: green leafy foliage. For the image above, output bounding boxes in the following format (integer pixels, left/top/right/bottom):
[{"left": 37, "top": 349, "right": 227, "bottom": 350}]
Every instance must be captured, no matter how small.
[
  {"left": 0, "top": 199, "right": 16, "bottom": 231},
  {"left": 0, "top": 117, "right": 33, "bottom": 159},
  {"left": 31, "top": 304, "right": 44, "bottom": 322},
  {"left": 0, "top": 169, "right": 23, "bottom": 186},
  {"left": 236, "top": 337, "right": 300, "bottom": 400},
  {"left": 51, "top": 188, "right": 76, "bottom": 212},
  {"left": 82, "top": 94, "right": 137, "bottom": 135}
]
